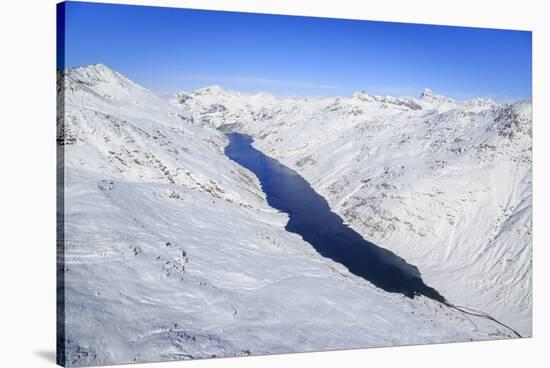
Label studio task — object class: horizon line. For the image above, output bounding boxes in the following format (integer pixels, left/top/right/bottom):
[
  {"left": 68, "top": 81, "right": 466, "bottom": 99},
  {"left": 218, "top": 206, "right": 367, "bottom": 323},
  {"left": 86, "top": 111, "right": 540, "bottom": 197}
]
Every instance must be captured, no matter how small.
[{"left": 63, "top": 63, "right": 532, "bottom": 104}]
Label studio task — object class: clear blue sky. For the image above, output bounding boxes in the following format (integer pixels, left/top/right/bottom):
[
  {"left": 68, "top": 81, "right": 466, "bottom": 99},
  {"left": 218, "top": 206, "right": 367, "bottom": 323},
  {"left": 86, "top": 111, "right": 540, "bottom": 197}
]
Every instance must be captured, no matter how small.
[{"left": 59, "top": 1, "right": 532, "bottom": 101}]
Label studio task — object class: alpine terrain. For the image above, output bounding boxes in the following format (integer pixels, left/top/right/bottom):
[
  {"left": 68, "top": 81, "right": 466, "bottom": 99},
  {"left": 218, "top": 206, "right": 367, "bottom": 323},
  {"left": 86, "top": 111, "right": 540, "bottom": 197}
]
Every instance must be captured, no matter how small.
[{"left": 58, "top": 64, "right": 532, "bottom": 366}]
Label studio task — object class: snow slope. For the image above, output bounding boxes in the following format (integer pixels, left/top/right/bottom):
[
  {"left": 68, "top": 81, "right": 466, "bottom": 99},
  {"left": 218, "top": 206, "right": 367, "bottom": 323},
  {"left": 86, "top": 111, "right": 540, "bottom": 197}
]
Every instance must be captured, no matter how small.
[
  {"left": 172, "top": 86, "right": 532, "bottom": 336},
  {"left": 58, "top": 64, "right": 523, "bottom": 366}
]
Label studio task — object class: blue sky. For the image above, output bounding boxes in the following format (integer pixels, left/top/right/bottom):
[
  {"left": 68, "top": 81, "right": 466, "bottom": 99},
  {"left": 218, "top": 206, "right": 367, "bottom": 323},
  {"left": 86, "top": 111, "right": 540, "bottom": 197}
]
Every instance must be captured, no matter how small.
[{"left": 59, "top": 1, "right": 532, "bottom": 101}]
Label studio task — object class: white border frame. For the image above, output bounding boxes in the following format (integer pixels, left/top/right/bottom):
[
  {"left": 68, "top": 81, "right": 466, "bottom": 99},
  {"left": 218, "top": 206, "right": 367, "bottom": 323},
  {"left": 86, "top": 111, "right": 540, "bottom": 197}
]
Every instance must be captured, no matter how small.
[{"left": 1, "top": 0, "right": 548, "bottom": 367}]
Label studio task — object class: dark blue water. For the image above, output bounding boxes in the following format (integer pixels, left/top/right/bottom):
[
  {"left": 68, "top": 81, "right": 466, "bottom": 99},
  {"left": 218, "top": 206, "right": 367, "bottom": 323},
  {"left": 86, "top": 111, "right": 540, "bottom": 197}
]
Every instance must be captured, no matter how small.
[{"left": 225, "top": 133, "right": 445, "bottom": 302}]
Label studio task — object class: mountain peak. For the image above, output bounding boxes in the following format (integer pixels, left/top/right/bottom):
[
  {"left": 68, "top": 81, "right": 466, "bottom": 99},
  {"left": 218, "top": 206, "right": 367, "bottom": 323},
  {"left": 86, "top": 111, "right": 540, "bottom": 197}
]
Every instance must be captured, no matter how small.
[
  {"left": 72, "top": 63, "right": 113, "bottom": 74},
  {"left": 62, "top": 63, "right": 155, "bottom": 103},
  {"left": 66, "top": 63, "right": 126, "bottom": 86},
  {"left": 352, "top": 90, "right": 373, "bottom": 102},
  {"left": 194, "top": 85, "right": 225, "bottom": 95},
  {"left": 88, "top": 63, "right": 110, "bottom": 71},
  {"left": 419, "top": 88, "right": 454, "bottom": 104},
  {"left": 420, "top": 88, "right": 434, "bottom": 99}
]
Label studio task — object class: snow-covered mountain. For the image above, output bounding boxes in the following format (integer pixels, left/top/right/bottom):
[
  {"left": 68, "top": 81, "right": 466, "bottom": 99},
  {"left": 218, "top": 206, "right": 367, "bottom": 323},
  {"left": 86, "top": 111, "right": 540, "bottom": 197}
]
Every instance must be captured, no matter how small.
[
  {"left": 59, "top": 64, "right": 529, "bottom": 366},
  {"left": 171, "top": 84, "right": 532, "bottom": 336}
]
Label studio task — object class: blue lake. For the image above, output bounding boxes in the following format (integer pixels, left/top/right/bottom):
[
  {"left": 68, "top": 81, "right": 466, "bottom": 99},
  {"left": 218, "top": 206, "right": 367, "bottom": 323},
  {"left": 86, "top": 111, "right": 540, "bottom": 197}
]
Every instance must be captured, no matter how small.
[{"left": 225, "top": 132, "right": 445, "bottom": 302}]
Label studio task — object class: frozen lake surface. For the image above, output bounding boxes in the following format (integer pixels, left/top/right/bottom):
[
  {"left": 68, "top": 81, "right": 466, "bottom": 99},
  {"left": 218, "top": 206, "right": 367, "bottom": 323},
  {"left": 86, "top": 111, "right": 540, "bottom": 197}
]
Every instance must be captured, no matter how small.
[{"left": 225, "top": 132, "right": 445, "bottom": 302}]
